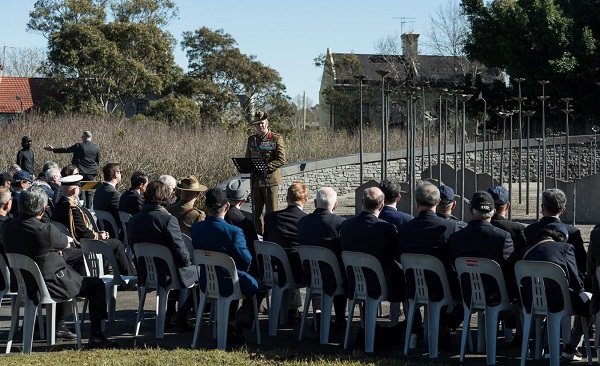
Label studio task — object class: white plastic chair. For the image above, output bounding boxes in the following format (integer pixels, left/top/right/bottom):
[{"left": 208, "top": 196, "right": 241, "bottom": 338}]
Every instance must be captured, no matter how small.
[
  {"left": 118, "top": 211, "right": 134, "bottom": 261},
  {"left": 133, "top": 242, "right": 187, "bottom": 339},
  {"left": 80, "top": 239, "right": 138, "bottom": 324},
  {"left": 94, "top": 209, "right": 120, "bottom": 238},
  {"left": 515, "top": 260, "right": 593, "bottom": 366},
  {"left": 455, "top": 257, "right": 515, "bottom": 365},
  {"left": 341, "top": 251, "right": 388, "bottom": 353},
  {"left": 298, "top": 246, "right": 346, "bottom": 344},
  {"left": 253, "top": 240, "right": 304, "bottom": 336},
  {"left": 401, "top": 253, "right": 460, "bottom": 359},
  {"left": 5, "top": 253, "right": 82, "bottom": 354},
  {"left": 191, "top": 249, "right": 261, "bottom": 350}
]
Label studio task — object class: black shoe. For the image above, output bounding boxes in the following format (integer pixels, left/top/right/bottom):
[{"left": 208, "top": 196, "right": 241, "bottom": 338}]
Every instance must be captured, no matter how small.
[
  {"left": 227, "top": 323, "right": 246, "bottom": 345},
  {"left": 331, "top": 320, "right": 347, "bottom": 333},
  {"left": 287, "top": 309, "right": 301, "bottom": 325},
  {"left": 88, "top": 335, "right": 118, "bottom": 348},
  {"left": 118, "top": 283, "right": 137, "bottom": 291},
  {"left": 173, "top": 318, "right": 195, "bottom": 332},
  {"left": 56, "top": 328, "right": 77, "bottom": 340}
]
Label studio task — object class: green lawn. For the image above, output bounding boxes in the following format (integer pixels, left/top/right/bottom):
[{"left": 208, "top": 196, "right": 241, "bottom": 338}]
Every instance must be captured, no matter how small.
[{"left": 0, "top": 348, "right": 447, "bottom": 366}]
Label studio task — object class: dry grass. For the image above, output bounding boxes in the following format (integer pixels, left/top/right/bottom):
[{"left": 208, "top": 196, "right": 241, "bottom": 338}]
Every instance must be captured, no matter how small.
[{"left": 0, "top": 114, "right": 445, "bottom": 188}]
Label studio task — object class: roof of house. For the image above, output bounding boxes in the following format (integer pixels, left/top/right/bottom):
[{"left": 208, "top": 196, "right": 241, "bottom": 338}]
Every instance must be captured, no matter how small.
[
  {"left": 330, "top": 53, "right": 503, "bottom": 87},
  {"left": 0, "top": 77, "right": 57, "bottom": 114}
]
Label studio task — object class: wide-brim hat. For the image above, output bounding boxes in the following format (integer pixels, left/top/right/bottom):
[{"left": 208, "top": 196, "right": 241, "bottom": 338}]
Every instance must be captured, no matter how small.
[
  {"left": 251, "top": 110, "right": 268, "bottom": 124},
  {"left": 177, "top": 175, "right": 207, "bottom": 192},
  {"left": 226, "top": 179, "right": 248, "bottom": 200}
]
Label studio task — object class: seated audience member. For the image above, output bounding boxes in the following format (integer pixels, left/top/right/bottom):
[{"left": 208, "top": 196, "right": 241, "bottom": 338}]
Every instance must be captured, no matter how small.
[
  {"left": 1, "top": 172, "right": 11, "bottom": 188},
  {"left": 436, "top": 185, "right": 467, "bottom": 229},
  {"left": 128, "top": 180, "right": 197, "bottom": 329},
  {"left": 263, "top": 182, "right": 308, "bottom": 324},
  {"left": 7, "top": 164, "right": 26, "bottom": 178},
  {"left": 340, "top": 187, "right": 404, "bottom": 304},
  {"left": 192, "top": 187, "right": 267, "bottom": 342},
  {"left": 10, "top": 170, "right": 33, "bottom": 216},
  {"left": 297, "top": 186, "right": 347, "bottom": 330},
  {"left": 165, "top": 176, "right": 207, "bottom": 237},
  {"left": 158, "top": 175, "right": 177, "bottom": 204},
  {"left": 449, "top": 191, "right": 517, "bottom": 304},
  {"left": 46, "top": 166, "right": 62, "bottom": 203},
  {"left": 0, "top": 186, "right": 116, "bottom": 347},
  {"left": 61, "top": 164, "right": 79, "bottom": 177},
  {"left": 93, "top": 163, "right": 123, "bottom": 237},
  {"left": 488, "top": 185, "right": 528, "bottom": 254},
  {"left": 0, "top": 187, "right": 12, "bottom": 228},
  {"left": 40, "top": 160, "right": 60, "bottom": 180},
  {"left": 521, "top": 223, "right": 591, "bottom": 361},
  {"left": 224, "top": 179, "right": 259, "bottom": 277},
  {"left": 378, "top": 179, "right": 413, "bottom": 229},
  {"left": 52, "top": 175, "right": 135, "bottom": 276},
  {"left": 118, "top": 171, "right": 148, "bottom": 215}
]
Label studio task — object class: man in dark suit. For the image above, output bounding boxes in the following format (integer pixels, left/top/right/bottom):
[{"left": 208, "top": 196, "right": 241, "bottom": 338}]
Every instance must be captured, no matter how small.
[
  {"left": 224, "top": 179, "right": 259, "bottom": 277},
  {"left": 521, "top": 223, "right": 590, "bottom": 361},
  {"left": 436, "top": 185, "right": 467, "bottom": 229},
  {"left": 128, "top": 180, "right": 197, "bottom": 330},
  {"left": 0, "top": 186, "right": 116, "bottom": 347},
  {"left": 524, "top": 188, "right": 587, "bottom": 277},
  {"left": 118, "top": 171, "right": 147, "bottom": 216},
  {"left": 297, "top": 186, "right": 347, "bottom": 329},
  {"left": 44, "top": 131, "right": 100, "bottom": 208},
  {"left": 487, "top": 185, "right": 527, "bottom": 254},
  {"left": 340, "top": 187, "right": 404, "bottom": 303},
  {"left": 449, "top": 191, "right": 518, "bottom": 304},
  {"left": 93, "top": 163, "right": 123, "bottom": 237},
  {"left": 378, "top": 179, "right": 413, "bottom": 229},
  {"left": 587, "top": 225, "right": 600, "bottom": 325},
  {"left": 53, "top": 175, "right": 135, "bottom": 276},
  {"left": 263, "top": 182, "right": 308, "bottom": 322},
  {"left": 192, "top": 187, "right": 267, "bottom": 341}
]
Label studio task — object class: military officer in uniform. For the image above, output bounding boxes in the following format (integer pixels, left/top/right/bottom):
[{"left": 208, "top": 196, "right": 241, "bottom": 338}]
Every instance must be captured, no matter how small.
[{"left": 245, "top": 111, "right": 286, "bottom": 235}]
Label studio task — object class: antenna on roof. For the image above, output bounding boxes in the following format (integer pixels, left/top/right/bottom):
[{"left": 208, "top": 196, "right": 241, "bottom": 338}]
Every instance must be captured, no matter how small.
[{"left": 392, "top": 17, "right": 417, "bottom": 35}]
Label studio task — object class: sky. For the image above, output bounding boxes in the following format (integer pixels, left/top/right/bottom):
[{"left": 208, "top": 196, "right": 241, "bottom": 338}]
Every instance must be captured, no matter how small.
[{"left": 0, "top": 0, "right": 452, "bottom": 105}]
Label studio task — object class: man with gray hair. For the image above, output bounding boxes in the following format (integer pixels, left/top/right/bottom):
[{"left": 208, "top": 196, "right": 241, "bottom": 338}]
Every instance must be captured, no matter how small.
[
  {"left": 449, "top": 191, "right": 517, "bottom": 303},
  {"left": 524, "top": 188, "right": 586, "bottom": 274},
  {"left": 0, "top": 187, "right": 12, "bottom": 229},
  {"left": 340, "top": 187, "right": 404, "bottom": 304},
  {"left": 297, "top": 187, "right": 347, "bottom": 330},
  {"left": 46, "top": 166, "right": 62, "bottom": 203},
  {"left": 397, "top": 181, "right": 461, "bottom": 346}
]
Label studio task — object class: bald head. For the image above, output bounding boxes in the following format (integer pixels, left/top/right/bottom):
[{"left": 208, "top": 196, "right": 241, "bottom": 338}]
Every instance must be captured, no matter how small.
[
  {"left": 315, "top": 187, "right": 337, "bottom": 211},
  {"left": 362, "top": 187, "right": 385, "bottom": 214}
]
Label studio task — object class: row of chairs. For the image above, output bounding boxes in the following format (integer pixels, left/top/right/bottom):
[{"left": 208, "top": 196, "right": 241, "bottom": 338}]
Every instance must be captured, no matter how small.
[{"left": 3, "top": 234, "right": 595, "bottom": 364}]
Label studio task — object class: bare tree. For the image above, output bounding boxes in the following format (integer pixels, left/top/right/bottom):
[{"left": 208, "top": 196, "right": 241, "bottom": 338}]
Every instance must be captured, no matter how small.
[
  {"left": 424, "top": 1, "right": 473, "bottom": 81},
  {"left": 2, "top": 47, "right": 46, "bottom": 77}
]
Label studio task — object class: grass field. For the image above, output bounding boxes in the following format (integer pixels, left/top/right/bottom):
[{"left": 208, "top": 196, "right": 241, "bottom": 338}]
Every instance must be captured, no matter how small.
[
  {"left": 0, "top": 113, "right": 418, "bottom": 189},
  {"left": 0, "top": 347, "right": 447, "bottom": 366}
]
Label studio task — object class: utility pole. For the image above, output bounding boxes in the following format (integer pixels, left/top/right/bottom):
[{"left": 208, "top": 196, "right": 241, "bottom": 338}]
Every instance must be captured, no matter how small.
[{"left": 392, "top": 17, "right": 417, "bottom": 34}]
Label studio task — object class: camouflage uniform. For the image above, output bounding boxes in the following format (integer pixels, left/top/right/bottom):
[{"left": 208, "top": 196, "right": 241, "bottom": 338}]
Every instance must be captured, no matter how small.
[{"left": 245, "top": 131, "right": 286, "bottom": 234}]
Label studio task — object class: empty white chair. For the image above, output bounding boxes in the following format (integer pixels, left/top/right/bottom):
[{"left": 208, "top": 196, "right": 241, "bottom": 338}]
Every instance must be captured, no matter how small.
[
  {"left": 298, "top": 245, "right": 345, "bottom": 344},
  {"left": 455, "top": 257, "right": 515, "bottom": 365},
  {"left": 80, "top": 239, "right": 138, "bottom": 324},
  {"left": 401, "top": 253, "right": 460, "bottom": 359},
  {"left": 341, "top": 251, "right": 387, "bottom": 353},
  {"left": 5, "top": 253, "right": 82, "bottom": 354},
  {"left": 253, "top": 240, "right": 304, "bottom": 336},
  {"left": 515, "top": 260, "right": 593, "bottom": 366},
  {"left": 134, "top": 243, "right": 187, "bottom": 339},
  {"left": 191, "top": 249, "right": 261, "bottom": 350}
]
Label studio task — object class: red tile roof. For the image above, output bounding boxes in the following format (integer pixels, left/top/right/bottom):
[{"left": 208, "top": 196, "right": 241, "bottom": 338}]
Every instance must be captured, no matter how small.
[{"left": 0, "top": 77, "right": 56, "bottom": 114}]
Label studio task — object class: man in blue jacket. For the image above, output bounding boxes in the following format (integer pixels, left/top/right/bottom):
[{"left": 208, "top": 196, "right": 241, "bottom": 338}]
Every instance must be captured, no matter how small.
[{"left": 192, "top": 187, "right": 267, "bottom": 343}]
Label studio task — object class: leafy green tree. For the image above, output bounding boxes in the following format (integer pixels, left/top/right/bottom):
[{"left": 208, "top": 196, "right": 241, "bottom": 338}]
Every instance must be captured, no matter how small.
[
  {"left": 29, "top": 0, "right": 180, "bottom": 115},
  {"left": 147, "top": 94, "right": 201, "bottom": 126},
  {"left": 180, "top": 27, "right": 292, "bottom": 127},
  {"left": 462, "top": 0, "right": 600, "bottom": 125}
]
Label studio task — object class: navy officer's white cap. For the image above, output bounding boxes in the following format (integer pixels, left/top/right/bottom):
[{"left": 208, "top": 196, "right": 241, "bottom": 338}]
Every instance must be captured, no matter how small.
[{"left": 59, "top": 174, "right": 83, "bottom": 186}]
